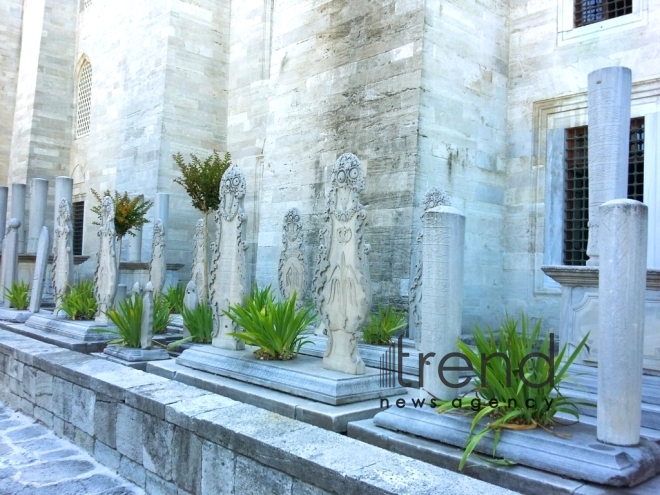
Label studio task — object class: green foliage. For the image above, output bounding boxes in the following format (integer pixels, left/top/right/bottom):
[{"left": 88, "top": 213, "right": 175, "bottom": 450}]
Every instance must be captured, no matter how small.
[
  {"left": 225, "top": 286, "right": 316, "bottom": 360},
  {"left": 162, "top": 284, "right": 185, "bottom": 314},
  {"left": 153, "top": 295, "right": 173, "bottom": 334},
  {"left": 437, "top": 313, "right": 590, "bottom": 470},
  {"left": 90, "top": 189, "right": 154, "bottom": 239},
  {"left": 4, "top": 281, "right": 30, "bottom": 310},
  {"left": 105, "top": 293, "right": 143, "bottom": 348},
  {"left": 173, "top": 151, "right": 231, "bottom": 214},
  {"left": 362, "top": 305, "right": 407, "bottom": 345},
  {"left": 59, "top": 280, "right": 97, "bottom": 320},
  {"left": 167, "top": 303, "right": 214, "bottom": 349}
]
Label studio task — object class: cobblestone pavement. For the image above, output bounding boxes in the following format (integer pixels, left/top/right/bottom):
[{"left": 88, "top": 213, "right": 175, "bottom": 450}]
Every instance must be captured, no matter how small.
[{"left": 0, "top": 402, "right": 143, "bottom": 495}]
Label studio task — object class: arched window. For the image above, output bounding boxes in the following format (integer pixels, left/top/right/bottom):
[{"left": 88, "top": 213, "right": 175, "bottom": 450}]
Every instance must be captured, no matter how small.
[{"left": 75, "top": 60, "right": 93, "bottom": 139}]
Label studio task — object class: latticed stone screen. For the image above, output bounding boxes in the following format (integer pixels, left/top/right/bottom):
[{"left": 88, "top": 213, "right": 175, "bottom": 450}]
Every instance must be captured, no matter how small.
[
  {"left": 72, "top": 201, "right": 85, "bottom": 256},
  {"left": 574, "top": 0, "right": 633, "bottom": 28},
  {"left": 75, "top": 62, "right": 92, "bottom": 139},
  {"left": 83, "top": 0, "right": 94, "bottom": 9},
  {"left": 563, "top": 117, "right": 646, "bottom": 265}
]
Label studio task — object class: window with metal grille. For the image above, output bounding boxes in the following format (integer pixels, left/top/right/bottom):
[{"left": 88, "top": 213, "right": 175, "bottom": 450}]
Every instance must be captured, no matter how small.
[
  {"left": 75, "top": 61, "right": 92, "bottom": 138},
  {"left": 72, "top": 201, "right": 85, "bottom": 256},
  {"left": 83, "top": 0, "right": 93, "bottom": 9},
  {"left": 563, "top": 117, "right": 645, "bottom": 265},
  {"left": 574, "top": 0, "right": 633, "bottom": 28}
]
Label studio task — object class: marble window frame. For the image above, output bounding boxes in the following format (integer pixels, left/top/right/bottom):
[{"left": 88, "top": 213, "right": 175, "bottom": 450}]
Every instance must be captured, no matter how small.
[{"left": 532, "top": 78, "right": 660, "bottom": 295}]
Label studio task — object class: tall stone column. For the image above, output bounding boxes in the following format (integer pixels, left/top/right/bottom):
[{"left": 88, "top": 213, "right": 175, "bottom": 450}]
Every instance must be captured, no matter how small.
[
  {"left": 585, "top": 66, "right": 632, "bottom": 266},
  {"left": 27, "top": 178, "right": 48, "bottom": 253},
  {"left": 0, "top": 186, "right": 8, "bottom": 251},
  {"left": 419, "top": 204, "right": 465, "bottom": 402},
  {"left": 598, "top": 199, "right": 647, "bottom": 445},
  {"left": 11, "top": 183, "right": 26, "bottom": 254},
  {"left": 1, "top": 219, "right": 21, "bottom": 304}
]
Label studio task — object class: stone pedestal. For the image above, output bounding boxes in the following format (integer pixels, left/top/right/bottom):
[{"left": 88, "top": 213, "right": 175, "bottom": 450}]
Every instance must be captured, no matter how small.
[
  {"left": 598, "top": 199, "right": 648, "bottom": 445},
  {"left": 27, "top": 178, "right": 48, "bottom": 254},
  {"left": 419, "top": 204, "right": 465, "bottom": 401},
  {"left": 585, "top": 66, "right": 632, "bottom": 266},
  {"left": 11, "top": 184, "right": 26, "bottom": 254}
]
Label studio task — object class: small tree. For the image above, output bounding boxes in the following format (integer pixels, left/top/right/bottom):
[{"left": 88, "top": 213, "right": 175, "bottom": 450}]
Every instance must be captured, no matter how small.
[
  {"left": 173, "top": 150, "right": 231, "bottom": 301},
  {"left": 91, "top": 189, "right": 154, "bottom": 267}
]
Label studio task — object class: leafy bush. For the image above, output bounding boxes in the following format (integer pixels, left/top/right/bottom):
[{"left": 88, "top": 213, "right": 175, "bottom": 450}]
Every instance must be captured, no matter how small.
[
  {"left": 167, "top": 303, "right": 214, "bottom": 348},
  {"left": 173, "top": 151, "right": 231, "bottom": 215},
  {"left": 91, "top": 189, "right": 153, "bottom": 239},
  {"left": 105, "top": 293, "right": 143, "bottom": 348},
  {"left": 225, "top": 287, "right": 316, "bottom": 360},
  {"left": 162, "top": 284, "right": 185, "bottom": 314},
  {"left": 59, "top": 280, "right": 97, "bottom": 320},
  {"left": 362, "top": 305, "right": 407, "bottom": 345},
  {"left": 153, "top": 295, "right": 173, "bottom": 334},
  {"left": 437, "top": 313, "right": 590, "bottom": 470},
  {"left": 4, "top": 281, "right": 29, "bottom": 310}
]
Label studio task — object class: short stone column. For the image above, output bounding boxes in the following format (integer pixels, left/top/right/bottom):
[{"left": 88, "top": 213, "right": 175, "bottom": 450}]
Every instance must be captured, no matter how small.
[
  {"left": 1, "top": 219, "right": 21, "bottom": 305},
  {"left": 0, "top": 186, "right": 8, "bottom": 251},
  {"left": 585, "top": 66, "right": 632, "bottom": 266},
  {"left": 27, "top": 178, "right": 48, "bottom": 254},
  {"left": 597, "top": 199, "right": 647, "bottom": 445},
  {"left": 29, "top": 227, "right": 49, "bottom": 313},
  {"left": 419, "top": 205, "right": 465, "bottom": 402},
  {"left": 11, "top": 183, "right": 26, "bottom": 254}
]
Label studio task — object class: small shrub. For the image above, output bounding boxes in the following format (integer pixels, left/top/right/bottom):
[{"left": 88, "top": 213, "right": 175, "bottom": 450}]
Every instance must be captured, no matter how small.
[
  {"left": 362, "top": 305, "right": 407, "bottom": 345},
  {"left": 154, "top": 295, "right": 173, "bottom": 334},
  {"left": 59, "top": 280, "right": 97, "bottom": 320},
  {"left": 437, "top": 313, "right": 590, "bottom": 470},
  {"left": 105, "top": 293, "right": 143, "bottom": 348},
  {"left": 162, "top": 284, "right": 185, "bottom": 314},
  {"left": 167, "top": 303, "right": 213, "bottom": 348},
  {"left": 225, "top": 287, "right": 316, "bottom": 360},
  {"left": 4, "top": 281, "right": 29, "bottom": 310}
]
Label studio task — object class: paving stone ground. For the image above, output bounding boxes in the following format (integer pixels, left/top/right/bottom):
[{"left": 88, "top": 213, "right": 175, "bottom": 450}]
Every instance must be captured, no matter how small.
[{"left": 0, "top": 401, "right": 143, "bottom": 495}]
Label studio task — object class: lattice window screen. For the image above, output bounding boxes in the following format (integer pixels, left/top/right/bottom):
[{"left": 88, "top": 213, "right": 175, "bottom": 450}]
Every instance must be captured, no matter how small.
[
  {"left": 75, "top": 62, "right": 92, "bottom": 139},
  {"left": 84, "top": 0, "right": 94, "bottom": 9},
  {"left": 72, "top": 201, "right": 85, "bottom": 256},
  {"left": 574, "top": 0, "right": 633, "bottom": 28}
]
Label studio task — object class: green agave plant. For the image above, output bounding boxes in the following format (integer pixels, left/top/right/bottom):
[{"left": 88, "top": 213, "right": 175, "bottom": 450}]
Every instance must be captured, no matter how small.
[
  {"left": 225, "top": 286, "right": 316, "bottom": 360},
  {"left": 162, "top": 284, "right": 185, "bottom": 315},
  {"left": 437, "top": 313, "right": 590, "bottom": 470},
  {"left": 4, "top": 280, "right": 30, "bottom": 310},
  {"left": 168, "top": 303, "right": 214, "bottom": 349},
  {"left": 362, "top": 305, "right": 407, "bottom": 345},
  {"left": 104, "top": 293, "right": 143, "bottom": 348},
  {"left": 59, "top": 280, "right": 97, "bottom": 320},
  {"left": 153, "top": 295, "right": 173, "bottom": 334}
]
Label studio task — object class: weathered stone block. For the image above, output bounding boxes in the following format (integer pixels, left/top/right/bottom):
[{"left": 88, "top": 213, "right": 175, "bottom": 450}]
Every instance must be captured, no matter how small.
[
  {"left": 119, "top": 455, "right": 146, "bottom": 488},
  {"left": 51, "top": 377, "right": 73, "bottom": 419},
  {"left": 234, "top": 455, "right": 293, "bottom": 495},
  {"left": 201, "top": 441, "right": 235, "bottom": 495},
  {"left": 126, "top": 380, "right": 210, "bottom": 419},
  {"left": 21, "top": 366, "right": 36, "bottom": 402},
  {"left": 94, "top": 394, "right": 118, "bottom": 448},
  {"left": 146, "top": 470, "right": 178, "bottom": 495},
  {"left": 142, "top": 414, "right": 174, "bottom": 480},
  {"left": 70, "top": 384, "right": 95, "bottom": 436},
  {"left": 292, "top": 479, "right": 332, "bottom": 495},
  {"left": 19, "top": 398, "right": 34, "bottom": 416},
  {"left": 52, "top": 415, "right": 64, "bottom": 437},
  {"left": 33, "top": 405, "right": 53, "bottom": 428},
  {"left": 172, "top": 426, "right": 202, "bottom": 493},
  {"left": 74, "top": 426, "right": 94, "bottom": 454},
  {"left": 116, "top": 404, "right": 143, "bottom": 463},
  {"left": 94, "top": 440, "right": 120, "bottom": 471},
  {"left": 35, "top": 370, "right": 53, "bottom": 410}
]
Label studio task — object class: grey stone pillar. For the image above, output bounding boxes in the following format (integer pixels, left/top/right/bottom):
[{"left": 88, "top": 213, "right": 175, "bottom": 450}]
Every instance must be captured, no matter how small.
[
  {"left": 154, "top": 193, "right": 169, "bottom": 237},
  {"left": 27, "top": 178, "right": 48, "bottom": 254},
  {"left": 419, "top": 204, "right": 465, "bottom": 402},
  {"left": 0, "top": 186, "right": 8, "bottom": 251},
  {"left": 597, "top": 199, "right": 648, "bottom": 445},
  {"left": 11, "top": 183, "right": 26, "bottom": 254},
  {"left": 29, "top": 227, "right": 49, "bottom": 313},
  {"left": 2, "top": 219, "right": 21, "bottom": 306},
  {"left": 586, "top": 66, "right": 632, "bottom": 266},
  {"left": 128, "top": 196, "right": 143, "bottom": 262}
]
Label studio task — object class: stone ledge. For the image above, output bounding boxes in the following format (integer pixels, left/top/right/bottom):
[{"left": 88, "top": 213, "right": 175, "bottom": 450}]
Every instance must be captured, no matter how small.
[
  {"left": 0, "top": 329, "right": 516, "bottom": 495},
  {"left": 0, "top": 308, "right": 32, "bottom": 323}
]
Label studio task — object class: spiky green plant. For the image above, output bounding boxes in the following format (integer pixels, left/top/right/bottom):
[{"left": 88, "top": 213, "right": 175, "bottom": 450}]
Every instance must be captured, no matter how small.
[
  {"left": 153, "top": 295, "right": 173, "bottom": 334},
  {"left": 4, "top": 280, "right": 30, "bottom": 310},
  {"left": 437, "top": 313, "right": 590, "bottom": 470},
  {"left": 167, "top": 303, "right": 214, "bottom": 348},
  {"left": 162, "top": 284, "right": 185, "bottom": 314},
  {"left": 59, "top": 280, "right": 97, "bottom": 320},
  {"left": 362, "top": 305, "right": 407, "bottom": 345},
  {"left": 104, "top": 293, "right": 143, "bottom": 348},
  {"left": 225, "top": 289, "right": 316, "bottom": 360}
]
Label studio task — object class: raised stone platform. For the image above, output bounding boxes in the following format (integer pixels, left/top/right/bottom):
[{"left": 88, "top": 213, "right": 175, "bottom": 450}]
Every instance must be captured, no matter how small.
[
  {"left": 103, "top": 345, "right": 169, "bottom": 363},
  {"left": 176, "top": 344, "right": 405, "bottom": 405},
  {"left": 0, "top": 308, "right": 31, "bottom": 323},
  {"left": 148, "top": 359, "right": 403, "bottom": 433},
  {"left": 372, "top": 405, "right": 660, "bottom": 487},
  {"left": 25, "top": 313, "right": 115, "bottom": 342}
]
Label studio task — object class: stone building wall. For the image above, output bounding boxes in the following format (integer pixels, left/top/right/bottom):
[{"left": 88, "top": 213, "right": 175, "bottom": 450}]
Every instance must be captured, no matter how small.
[{"left": 504, "top": 1, "right": 660, "bottom": 331}]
